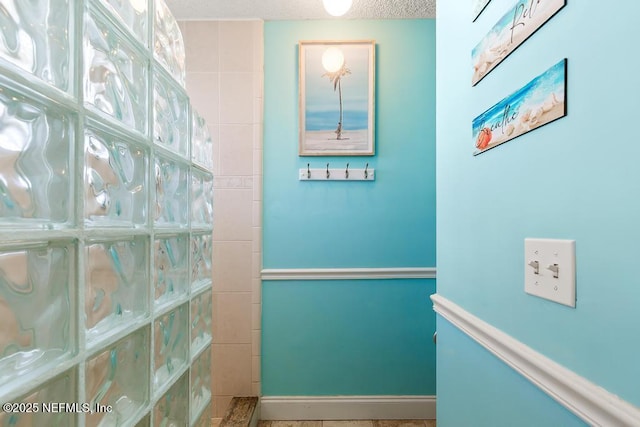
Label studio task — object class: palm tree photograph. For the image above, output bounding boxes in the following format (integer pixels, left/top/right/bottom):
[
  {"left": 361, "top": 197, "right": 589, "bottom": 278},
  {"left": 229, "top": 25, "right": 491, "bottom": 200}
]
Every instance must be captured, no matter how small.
[
  {"left": 323, "top": 58, "right": 351, "bottom": 141},
  {"left": 299, "top": 40, "right": 375, "bottom": 156}
]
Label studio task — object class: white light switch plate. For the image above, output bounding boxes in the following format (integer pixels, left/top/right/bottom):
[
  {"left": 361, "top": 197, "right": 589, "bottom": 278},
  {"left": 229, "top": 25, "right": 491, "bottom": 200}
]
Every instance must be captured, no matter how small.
[{"left": 524, "top": 238, "right": 576, "bottom": 307}]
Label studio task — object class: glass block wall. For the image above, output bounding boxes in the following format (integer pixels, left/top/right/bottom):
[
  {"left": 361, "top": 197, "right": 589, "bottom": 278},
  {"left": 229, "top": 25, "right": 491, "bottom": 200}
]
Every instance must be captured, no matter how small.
[{"left": 0, "top": 0, "right": 214, "bottom": 426}]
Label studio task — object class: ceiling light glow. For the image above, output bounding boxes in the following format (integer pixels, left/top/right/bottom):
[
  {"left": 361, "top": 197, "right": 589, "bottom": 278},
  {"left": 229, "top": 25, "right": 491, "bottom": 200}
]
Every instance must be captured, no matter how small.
[{"left": 322, "top": 0, "right": 353, "bottom": 17}]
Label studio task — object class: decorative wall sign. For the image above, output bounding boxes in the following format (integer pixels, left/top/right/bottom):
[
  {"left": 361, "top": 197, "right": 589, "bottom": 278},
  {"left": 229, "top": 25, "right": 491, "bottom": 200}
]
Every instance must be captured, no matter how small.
[
  {"left": 472, "top": 0, "right": 492, "bottom": 22},
  {"left": 299, "top": 40, "right": 375, "bottom": 156},
  {"left": 473, "top": 59, "right": 566, "bottom": 155},
  {"left": 472, "top": 0, "right": 566, "bottom": 86}
]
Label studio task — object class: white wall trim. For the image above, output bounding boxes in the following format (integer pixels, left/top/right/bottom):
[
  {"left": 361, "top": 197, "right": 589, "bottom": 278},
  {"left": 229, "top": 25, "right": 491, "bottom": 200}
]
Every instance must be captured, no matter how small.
[
  {"left": 260, "top": 395, "right": 436, "bottom": 420},
  {"left": 431, "top": 294, "right": 640, "bottom": 426},
  {"left": 261, "top": 267, "right": 436, "bottom": 280}
]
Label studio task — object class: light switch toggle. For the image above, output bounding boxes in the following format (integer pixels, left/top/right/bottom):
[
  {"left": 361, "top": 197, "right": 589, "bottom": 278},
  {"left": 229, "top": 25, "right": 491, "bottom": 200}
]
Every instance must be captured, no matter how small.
[
  {"left": 547, "top": 263, "right": 559, "bottom": 278},
  {"left": 524, "top": 238, "right": 576, "bottom": 308}
]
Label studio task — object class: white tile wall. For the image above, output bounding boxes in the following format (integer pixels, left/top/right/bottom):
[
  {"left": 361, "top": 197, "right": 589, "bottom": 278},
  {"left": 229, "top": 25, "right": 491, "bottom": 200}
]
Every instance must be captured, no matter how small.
[{"left": 181, "top": 19, "right": 263, "bottom": 418}]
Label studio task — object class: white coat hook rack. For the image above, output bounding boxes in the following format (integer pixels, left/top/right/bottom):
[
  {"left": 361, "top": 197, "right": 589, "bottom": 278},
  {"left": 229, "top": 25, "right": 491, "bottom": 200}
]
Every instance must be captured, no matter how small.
[{"left": 299, "top": 162, "right": 375, "bottom": 181}]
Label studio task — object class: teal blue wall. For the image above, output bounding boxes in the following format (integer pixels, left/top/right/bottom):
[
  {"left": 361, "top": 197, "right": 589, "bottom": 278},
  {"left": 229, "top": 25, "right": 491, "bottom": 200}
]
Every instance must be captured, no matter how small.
[
  {"left": 437, "top": 0, "right": 640, "bottom": 422},
  {"left": 263, "top": 20, "right": 436, "bottom": 395},
  {"left": 263, "top": 20, "right": 436, "bottom": 269},
  {"left": 262, "top": 279, "right": 436, "bottom": 395},
  {"left": 437, "top": 321, "right": 587, "bottom": 427}
]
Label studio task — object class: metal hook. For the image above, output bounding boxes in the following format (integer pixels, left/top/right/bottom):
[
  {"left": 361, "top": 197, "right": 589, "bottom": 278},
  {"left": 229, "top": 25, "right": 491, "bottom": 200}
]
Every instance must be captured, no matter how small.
[
  {"left": 345, "top": 163, "right": 349, "bottom": 179},
  {"left": 307, "top": 163, "right": 311, "bottom": 179},
  {"left": 364, "top": 163, "right": 369, "bottom": 179},
  {"left": 326, "top": 163, "right": 330, "bottom": 179}
]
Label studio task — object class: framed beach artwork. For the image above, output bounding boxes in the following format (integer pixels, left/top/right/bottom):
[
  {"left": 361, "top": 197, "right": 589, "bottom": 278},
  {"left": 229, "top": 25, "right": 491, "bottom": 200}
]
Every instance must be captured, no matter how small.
[
  {"left": 472, "top": 0, "right": 566, "bottom": 86},
  {"left": 299, "top": 40, "right": 375, "bottom": 156},
  {"left": 472, "top": 0, "right": 492, "bottom": 22},
  {"left": 473, "top": 58, "right": 566, "bottom": 155}
]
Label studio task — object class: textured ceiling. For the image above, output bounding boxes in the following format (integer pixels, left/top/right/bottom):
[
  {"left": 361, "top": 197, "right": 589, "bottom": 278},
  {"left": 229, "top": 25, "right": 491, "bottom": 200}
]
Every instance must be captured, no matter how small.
[{"left": 164, "top": 0, "right": 436, "bottom": 21}]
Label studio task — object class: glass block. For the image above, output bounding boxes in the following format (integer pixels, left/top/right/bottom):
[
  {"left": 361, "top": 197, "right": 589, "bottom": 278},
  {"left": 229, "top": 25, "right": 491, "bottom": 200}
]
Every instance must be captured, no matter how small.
[
  {"left": 191, "top": 110, "right": 213, "bottom": 171},
  {"left": 0, "top": 242, "right": 75, "bottom": 390},
  {"left": 83, "top": 6, "right": 148, "bottom": 134},
  {"left": 153, "top": 155, "right": 189, "bottom": 228},
  {"left": 153, "top": 0, "right": 185, "bottom": 86},
  {"left": 191, "top": 169, "right": 213, "bottom": 228},
  {"left": 0, "top": 368, "right": 76, "bottom": 427},
  {"left": 154, "top": 234, "right": 189, "bottom": 309},
  {"left": 192, "top": 402, "right": 212, "bottom": 427},
  {"left": 86, "top": 327, "right": 149, "bottom": 427},
  {"left": 0, "top": 0, "right": 72, "bottom": 92},
  {"left": 85, "top": 237, "right": 149, "bottom": 345},
  {"left": 99, "top": 0, "right": 149, "bottom": 46},
  {"left": 153, "top": 303, "right": 188, "bottom": 390},
  {"left": 190, "top": 346, "right": 211, "bottom": 422},
  {"left": 153, "top": 372, "right": 188, "bottom": 427},
  {"left": 190, "top": 233, "right": 212, "bottom": 290},
  {"left": 84, "top": 126, "right": 148, "bottom": 227},
  {"left": 190, "top": 289, "right": 212, "bottom": 357},
  {"left": 153, "top": 74, "right": 189, "bottom": 158},
  {"left": 0, "top": 85, "right": 74, "bottom": 228}
]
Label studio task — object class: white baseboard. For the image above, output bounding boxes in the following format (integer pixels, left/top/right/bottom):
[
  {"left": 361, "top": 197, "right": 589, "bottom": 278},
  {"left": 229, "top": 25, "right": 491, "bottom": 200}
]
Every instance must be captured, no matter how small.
[
  {"left": 431, "top": 294, "right": 640, "bottom": 426},
  {"left": 260, "top": 395, "right": 436, "bottom": 420}
]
